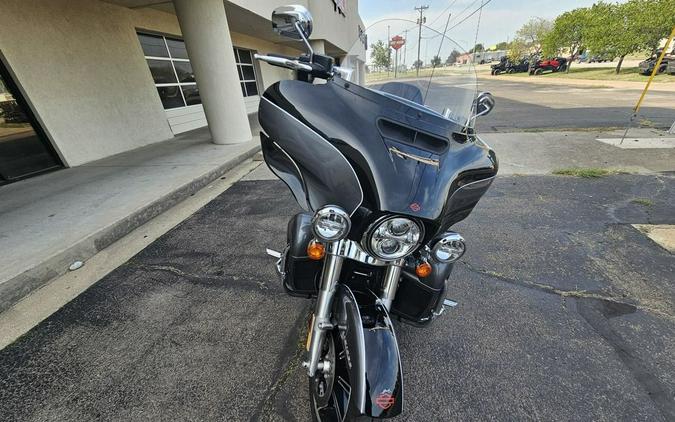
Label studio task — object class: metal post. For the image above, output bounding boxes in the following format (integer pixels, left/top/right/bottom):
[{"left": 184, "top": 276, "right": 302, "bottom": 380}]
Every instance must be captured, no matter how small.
[
  {"left": 669, "top": 119, "right": 675, "bottom": 134},
  {"left": 387, "top": 25, "right": 391, "bottom": 77}
]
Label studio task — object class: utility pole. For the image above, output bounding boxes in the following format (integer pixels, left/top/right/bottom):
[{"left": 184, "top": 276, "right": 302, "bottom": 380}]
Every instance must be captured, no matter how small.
[
  {"left": 387, "top": 25, "right": 391, "bottom": 77},
  {"left": 415, "top": 5, "right": 428, "bottom": 77},
  {"left": 403, "top": 29, "right": 408, "bottom": 68}
]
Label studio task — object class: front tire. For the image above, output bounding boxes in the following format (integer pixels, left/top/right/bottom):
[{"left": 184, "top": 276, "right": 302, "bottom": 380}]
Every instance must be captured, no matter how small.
[{"left": 309, "top": 331, "right": 370, "bottom": 422}]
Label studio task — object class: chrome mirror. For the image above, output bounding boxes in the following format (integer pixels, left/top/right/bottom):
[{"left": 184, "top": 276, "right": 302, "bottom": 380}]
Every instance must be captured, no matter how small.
[
  {"left": 272, "top": 5, "right": 313, "bottom": 41},
  {"left": 475, "top": 92, "right": 495, "bottom": 118}
]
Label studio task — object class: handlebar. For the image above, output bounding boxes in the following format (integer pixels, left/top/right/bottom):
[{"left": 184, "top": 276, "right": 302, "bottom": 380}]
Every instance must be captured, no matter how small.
[{"left": 253, "top": 54, "right": 313, "bottom": 72}]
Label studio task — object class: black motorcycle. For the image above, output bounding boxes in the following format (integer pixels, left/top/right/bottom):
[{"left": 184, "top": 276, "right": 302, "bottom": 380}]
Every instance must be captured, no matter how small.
[{"left": 256, "top": 7, "right": 497, "bottom": 421}]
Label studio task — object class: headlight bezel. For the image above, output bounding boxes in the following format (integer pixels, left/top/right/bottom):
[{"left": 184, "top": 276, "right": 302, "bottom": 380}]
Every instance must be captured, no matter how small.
[
  {"left": 311, "top": 206, "right": 351, "bottom": 242},
  {"left": 362, "top": 215, "right": 424, "bottom": 261},
  {"left": 431, "top": 233, "right": 466, "bottom": 263}
]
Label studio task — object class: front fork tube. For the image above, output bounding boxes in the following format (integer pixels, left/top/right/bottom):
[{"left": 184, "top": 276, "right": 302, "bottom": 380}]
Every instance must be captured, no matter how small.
[
  {"left": 380, "top": 259, "right": 405, "bottom": 311},
  {"left": 305, "top": 241, "right": 344, "bottom": 377}
]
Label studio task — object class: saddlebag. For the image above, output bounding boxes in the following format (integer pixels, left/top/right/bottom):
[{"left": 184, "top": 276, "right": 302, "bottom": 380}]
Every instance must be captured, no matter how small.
[{"left": 282, "top": 212, "right": 322, "bottom": 297}]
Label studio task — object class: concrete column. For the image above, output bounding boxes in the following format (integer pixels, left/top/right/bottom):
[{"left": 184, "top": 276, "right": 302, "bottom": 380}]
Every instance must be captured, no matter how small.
[
  {"left": 173, "top": 0, "right": 251, "bottom": 145},
  {"left": 310, "top": 39, "right": 326, "bottom": 55}
]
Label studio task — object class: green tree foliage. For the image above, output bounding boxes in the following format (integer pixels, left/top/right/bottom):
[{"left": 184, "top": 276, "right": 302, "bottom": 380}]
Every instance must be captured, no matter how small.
[
  {"left": 542, "top": 8, "right": 590, "bottom": 72},
  {"left": 431, "top": 55, "right": 442, "bottom": 67},
  {"left": 516, "top": 17, "right": 553, "bottom": 55},
  {"left": 507, "top": 38, "right": 529, "bottom": 61},
  {"left": 370, "top": 40, "right": 391, "bottom": 71},
  {"left": 412, "top": 59, "right": 423, "bottom": 69},
  {"left": 494, "top": 41, "right": 510, "bottom": 51},
  {"left": 468, "top": 43, "right": 485, "bottom": 54},
  {"left": 445, "top": 49, "right": 461, "bottom": 65},
  {"left": 585, "top": 0, "right": 675, "bottom": 73}
]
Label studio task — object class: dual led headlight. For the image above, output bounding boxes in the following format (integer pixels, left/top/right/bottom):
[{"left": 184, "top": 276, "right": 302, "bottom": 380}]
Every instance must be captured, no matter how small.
[{"left": 311, "top": 206, "right": 465, "bottom": 263}]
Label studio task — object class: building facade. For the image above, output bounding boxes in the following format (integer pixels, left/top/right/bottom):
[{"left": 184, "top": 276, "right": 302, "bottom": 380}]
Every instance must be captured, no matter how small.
[{"left": 0, "top": 0, "right": 365, "bottom": 183}]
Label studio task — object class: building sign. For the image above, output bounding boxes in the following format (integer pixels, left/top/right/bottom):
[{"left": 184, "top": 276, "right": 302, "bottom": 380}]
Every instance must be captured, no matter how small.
[
  {"left": 389, "top": 35, "right": 405, "bottom": 51},
  {"left": 358, "top": 25, "right": 367, "bottom": 49},
  {"left": 332, "top": 0, "right": 346, "bottom": 17}
]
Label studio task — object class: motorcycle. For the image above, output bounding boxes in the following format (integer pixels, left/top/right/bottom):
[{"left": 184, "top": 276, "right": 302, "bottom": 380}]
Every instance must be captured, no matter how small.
[{"left": 255, "top": 6, "right": 498, "bottom": 420}]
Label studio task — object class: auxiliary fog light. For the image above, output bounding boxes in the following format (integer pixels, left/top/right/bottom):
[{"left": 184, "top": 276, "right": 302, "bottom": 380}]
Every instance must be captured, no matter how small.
[
  {"left": 311, "top": 206, "right": 351, "bottom": 242},
  {"left": 432, "top": 233, "right": 466, "bottom": 263}
]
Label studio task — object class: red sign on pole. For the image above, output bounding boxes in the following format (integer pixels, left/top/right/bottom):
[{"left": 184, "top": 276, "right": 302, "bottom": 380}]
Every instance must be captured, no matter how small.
[{"left": 389, "top": 35, "right": 405, "bottom": 51}]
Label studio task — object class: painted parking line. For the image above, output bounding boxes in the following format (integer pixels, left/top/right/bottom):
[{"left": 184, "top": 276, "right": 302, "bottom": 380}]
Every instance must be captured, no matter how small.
[{"left": 597, "top": 137, "right": 675, "bottom": 149}]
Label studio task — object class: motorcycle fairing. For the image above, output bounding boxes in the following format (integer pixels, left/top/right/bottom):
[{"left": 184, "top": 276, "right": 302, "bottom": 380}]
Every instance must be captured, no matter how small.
[
  {"left": 333, "top": 285, "right": 403, "bottom": 418},
  {"left": 259, "top": 97, "right": 363, "bottom": 216},
  {"left": 261, "top": 78, "right": 497, "bottom": 232}
]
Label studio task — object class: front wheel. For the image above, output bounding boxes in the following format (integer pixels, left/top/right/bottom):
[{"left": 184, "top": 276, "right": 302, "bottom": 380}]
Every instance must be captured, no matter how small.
[{"left": 309, "top": 331, "right": 370, "bottom": 422}]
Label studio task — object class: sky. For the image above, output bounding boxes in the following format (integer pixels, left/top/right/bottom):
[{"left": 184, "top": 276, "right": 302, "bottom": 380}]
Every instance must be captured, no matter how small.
[{"left": 358, "top": 0, "right": 628, "bottom": 52}]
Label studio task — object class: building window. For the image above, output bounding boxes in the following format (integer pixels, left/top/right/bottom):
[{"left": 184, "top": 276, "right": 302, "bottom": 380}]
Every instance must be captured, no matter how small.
[
  {"left": 137, "top": 32, "right": 201, "bottom": 109},
  {"left": 234, "top": 48, "right": 260, "bottom": 98}
]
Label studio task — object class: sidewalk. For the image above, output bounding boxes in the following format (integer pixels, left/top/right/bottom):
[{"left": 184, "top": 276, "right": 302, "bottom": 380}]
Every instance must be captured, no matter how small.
[{"left": 0, "top": 127, "right": 259, "bottom": 313}]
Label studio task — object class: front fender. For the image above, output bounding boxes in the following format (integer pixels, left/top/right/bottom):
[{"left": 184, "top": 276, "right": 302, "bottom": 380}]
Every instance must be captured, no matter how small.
[{"left": 333, "top": 285, "right": 403, "bottom": 418}]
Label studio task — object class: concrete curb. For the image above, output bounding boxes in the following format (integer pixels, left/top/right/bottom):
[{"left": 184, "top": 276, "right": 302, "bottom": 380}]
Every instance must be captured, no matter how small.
[{"left": 0, "top": 144, "right": 261, "bottom": 314}]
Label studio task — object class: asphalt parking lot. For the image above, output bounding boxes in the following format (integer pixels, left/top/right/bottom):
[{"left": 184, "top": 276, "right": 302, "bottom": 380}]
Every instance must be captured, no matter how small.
[
  {"left": 1, "top": 79, "right": 674, "bottom": 421},
  {"left": 476, "top": 78, "right": 675, "bottom": 132}
]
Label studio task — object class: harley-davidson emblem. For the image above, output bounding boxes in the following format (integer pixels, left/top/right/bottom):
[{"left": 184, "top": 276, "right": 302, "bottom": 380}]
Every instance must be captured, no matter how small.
[
  {"left": 375, "top": 390, "right": 396, "bottom": 410},
  {"left": 409, "top": 202, "right": 421, "bottom": 212}
]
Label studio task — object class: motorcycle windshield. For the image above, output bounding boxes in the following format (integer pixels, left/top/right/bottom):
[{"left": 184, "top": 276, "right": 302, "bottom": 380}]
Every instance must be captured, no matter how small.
[{"left": 342, "top": 18, "right": 477, "bottom": 129}]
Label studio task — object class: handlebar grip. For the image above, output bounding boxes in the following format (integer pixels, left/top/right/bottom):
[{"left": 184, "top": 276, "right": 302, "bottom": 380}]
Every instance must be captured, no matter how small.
[{"left": 254, "top": 54, "right": 313, "bottom": 72}]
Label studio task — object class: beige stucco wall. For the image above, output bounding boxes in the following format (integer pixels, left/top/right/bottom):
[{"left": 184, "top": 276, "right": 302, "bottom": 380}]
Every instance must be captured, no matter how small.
[
  {"left": 0, "top": 0, "right": 178, "bottom": 166},
  {"left": 308, "top": 0, "right": 364, "bottom": 54}
]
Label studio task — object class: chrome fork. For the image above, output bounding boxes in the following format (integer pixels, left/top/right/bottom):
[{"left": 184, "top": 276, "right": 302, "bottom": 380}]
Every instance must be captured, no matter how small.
[
  {"left": 380, "top": 259, "right": 404, "bottom": 311},
  {"left": 304, "top": 240, "right": 344, "bottom": 377}
]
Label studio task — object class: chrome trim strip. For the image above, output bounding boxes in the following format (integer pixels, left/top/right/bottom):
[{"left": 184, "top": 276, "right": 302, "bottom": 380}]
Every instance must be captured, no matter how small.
[
  {"left": 388, "top": 146, "right": 440, "bottom": 167},
  {"left": 261, "top": 97, "right": 365, "bottom": 216},
  {"left": 331, "top": 239, "right": 389, "bottom": 267}
]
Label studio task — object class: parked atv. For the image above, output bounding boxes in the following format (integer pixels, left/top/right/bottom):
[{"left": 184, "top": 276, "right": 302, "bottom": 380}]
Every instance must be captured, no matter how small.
[
  {"left": 529, "top": 57, "right": 568, "bottom": 75},
  {"left": 639, "top": 48, "right": 674, "bottom": 75},
  {"left": 505, "top": 58, "right": 530, "bottom": 74},
  {"left": 490, "top": 56, "right": 508, "bottom": 75}
]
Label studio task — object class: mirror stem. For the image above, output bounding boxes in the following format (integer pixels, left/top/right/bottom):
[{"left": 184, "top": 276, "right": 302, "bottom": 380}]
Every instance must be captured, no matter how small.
[{"left": 294, "top": 21, "right": 314, "bottom": 61}]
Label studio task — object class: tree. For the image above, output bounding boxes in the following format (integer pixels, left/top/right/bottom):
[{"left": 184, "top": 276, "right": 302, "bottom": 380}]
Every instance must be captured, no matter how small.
[
  {"left": 494, "top": 41, "right": 510, "bottom": 51},
  {"left": 542, "top": 8, "right": 590, "bottom": 72},
  {"left": 431, "top": 55, "right": 442, "bottom": 67},
  {"left": 507, "top": 38, "right": 529, "bottom": 61},
  {"left": 516, "top": 17, "right": 553, "bottom": 55},
  {"left": 445, "top": 49, "right": 461, "bottom": 65},
  {"left": 468, "top": 43, "right": 485, "bottom": 54},
  {"left": 412, "top": 59, "right": 423, "bottom": 70},
  {"left": 584, "top": 0, "right": 675, "bottom": 74},
  {"left": 370, "top": 40, "right": 391, "bottom": 72}
]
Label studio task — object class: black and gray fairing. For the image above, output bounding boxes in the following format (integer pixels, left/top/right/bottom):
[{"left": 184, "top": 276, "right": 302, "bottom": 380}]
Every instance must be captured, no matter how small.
[{"left": 259, "top": 77, "right": 497, "bottom": 233}]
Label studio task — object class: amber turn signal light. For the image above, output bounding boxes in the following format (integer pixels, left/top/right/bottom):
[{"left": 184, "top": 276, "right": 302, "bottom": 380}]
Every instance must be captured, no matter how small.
[
  {"left": 307, "top": 240, "right": 326, "bottom": 260},
  {"left": 416, "top": 261, "right": 432, "bottom": 278}
]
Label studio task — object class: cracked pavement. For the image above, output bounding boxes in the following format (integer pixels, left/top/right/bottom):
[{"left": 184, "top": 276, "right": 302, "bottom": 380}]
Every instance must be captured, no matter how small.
[{"left": 1, "top": 171, "right": 673, "bottom": 421}]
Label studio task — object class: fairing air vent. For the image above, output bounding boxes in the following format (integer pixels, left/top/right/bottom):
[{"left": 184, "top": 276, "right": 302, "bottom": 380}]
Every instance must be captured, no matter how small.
[{"left": 377, "top": 119, "right": 448, "bottom": 154}]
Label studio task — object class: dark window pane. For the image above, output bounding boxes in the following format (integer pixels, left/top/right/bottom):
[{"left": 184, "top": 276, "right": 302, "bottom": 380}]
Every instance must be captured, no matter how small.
[
  {"left": 166, "top": 38, "right": 188, "bottom": 59},
  {"left": 240, "top": 65, "right": 255, "bottom": 81},
  {"left": 147, "top": 59, "right": 177, "bottom": 84},
  {"left": 138, "top": 33, "right": 169, "bottom": 57},
  {"left": 237, "top": 65, "right": 243, "bottom": 80},
  {"left": 240, "top": 82, "right": 246, "bottom": 96},
  {"left": 233, "top": 48, "right": 240, "bottom": 62},
  {"left": 237, "top": 49, "right": 252, "bottom": 64},
  {"left": 173, "top": 61, "right": 195, "bottom": 83},
  {"left": 181, "top": 85, "right": 201, "bottom": 106},
  {"left": 156, "top": 86, "right": 185, "bottom": 109},
  {"left": 245, "top": 81, "right": 258, "bottom": 96}
]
